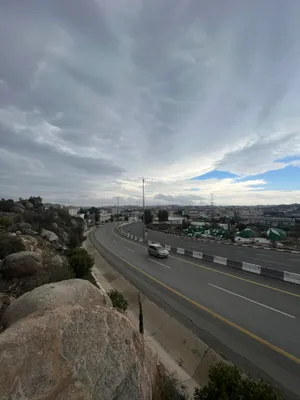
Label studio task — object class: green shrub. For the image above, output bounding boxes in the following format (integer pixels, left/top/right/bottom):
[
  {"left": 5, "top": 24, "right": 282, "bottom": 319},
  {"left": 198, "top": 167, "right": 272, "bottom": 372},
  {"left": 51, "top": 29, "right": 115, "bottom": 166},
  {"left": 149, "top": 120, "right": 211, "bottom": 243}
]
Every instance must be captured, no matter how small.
[
  {"left": 108, "top": 289, "right": 128, "bottom": 312},
  {"left": 67, "top": 248, "right": 94, "bottom": 278},
  {"left": 68, "top": 226, "right": 85, "bottom": 248},
  {"left": 0, "top": 199, "right": 15, "bottom": 212},
  {"left": 0, "top": 234, "right": 26, "bottom": 259},
  {"left": 193, "top": 363, "right": 281, "bottom": 400},
  {"left": 0, "top": 216, "right": 14, "bottom": 227}
]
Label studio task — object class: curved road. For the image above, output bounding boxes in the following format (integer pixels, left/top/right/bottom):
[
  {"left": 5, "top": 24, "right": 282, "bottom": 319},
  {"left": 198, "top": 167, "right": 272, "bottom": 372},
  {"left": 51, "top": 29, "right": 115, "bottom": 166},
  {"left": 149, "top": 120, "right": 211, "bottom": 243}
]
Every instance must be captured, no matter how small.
[
  {"left": 124, "top": 222, "right": 300, "bottom": 274},
  {"left": 90, "top": 224, "right": 300, "bottom": 399}
]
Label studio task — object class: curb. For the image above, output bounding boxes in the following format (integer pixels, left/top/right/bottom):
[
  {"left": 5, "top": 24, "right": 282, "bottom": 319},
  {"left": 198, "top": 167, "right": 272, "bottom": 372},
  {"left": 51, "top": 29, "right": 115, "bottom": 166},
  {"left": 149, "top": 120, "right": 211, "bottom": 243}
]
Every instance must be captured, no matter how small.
[{"left": 118, "top": 225, "right": 300, "bottom": 286}]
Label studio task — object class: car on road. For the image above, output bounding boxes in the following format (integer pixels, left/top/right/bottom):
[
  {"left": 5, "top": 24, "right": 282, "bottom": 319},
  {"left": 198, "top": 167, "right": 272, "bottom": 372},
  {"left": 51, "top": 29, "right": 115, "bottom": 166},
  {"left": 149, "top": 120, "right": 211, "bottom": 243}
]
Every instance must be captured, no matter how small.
[{"left": 148, "top": 243, "right": 169, "bottom": 258}]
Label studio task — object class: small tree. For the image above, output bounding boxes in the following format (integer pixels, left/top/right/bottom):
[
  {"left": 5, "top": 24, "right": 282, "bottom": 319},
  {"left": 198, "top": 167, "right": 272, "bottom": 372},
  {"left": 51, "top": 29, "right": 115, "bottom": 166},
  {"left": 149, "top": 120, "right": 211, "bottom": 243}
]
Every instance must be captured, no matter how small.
[
  {"left": 158, "top": 209, "right": 169, "bottom": 222},
  {"left": 0, "top": 199, "right": 15, "bottom": 212},
  {"left": 108, "top": 289, "right": 128, "bottom": 312},
  {"left": 67, "top": 248, "right": 94, "bottom": 278},
  {"left": 124, "top": 216, "right": 129, "bottom": 221},
  {"left": 0, "top": 216, "right": 14, "bottom": 227},
  {"left": 95, "top": 210, "right": 100, "bottom": 224},
  {"left": 182, "top": 218, "right": 191, "bottom": 230},
  {"left": 0, "top": 234, "right": 26, "bottom": 259},
  {"left": 68, "top": 225, "right": 85, "bottom": 248},
  {"left": 236, "top": 222, "right": 247, "bottom": 231},
  {"left": 143, "top": 210, "right": 153, "bottom": 225},
  {"left": 28, "top": 196, "right": 43, "bottom": 210}
]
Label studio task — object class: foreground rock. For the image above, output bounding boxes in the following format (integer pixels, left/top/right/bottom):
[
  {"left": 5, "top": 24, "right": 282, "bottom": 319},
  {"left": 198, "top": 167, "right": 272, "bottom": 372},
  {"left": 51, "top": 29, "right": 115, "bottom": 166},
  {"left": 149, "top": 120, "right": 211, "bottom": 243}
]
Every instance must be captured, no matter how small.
[
  {"left": 41, "top": 228, "right": 59, "bottom": 242},
  {"left": 0, "top": 251, "right": 42, "bottom": 279},
  {"left": 2, "top": 279, "right": 112, "bottom": 328},
  {"left": 0, "top": 280, "right": 156, "bottom": 399}
]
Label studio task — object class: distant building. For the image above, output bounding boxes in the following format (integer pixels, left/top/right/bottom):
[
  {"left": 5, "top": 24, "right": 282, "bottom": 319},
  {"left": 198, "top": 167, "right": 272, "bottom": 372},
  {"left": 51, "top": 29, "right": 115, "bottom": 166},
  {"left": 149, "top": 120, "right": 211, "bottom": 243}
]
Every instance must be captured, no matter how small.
[
  {"left": 107, "top": 207, "right": 118, "bottom": 216},
  {"left": 67, "top": 207, "right": 80, "bottom": 216},
  {"left": 100, "top": 213, "right": 111, "bottom": 223},
  {"left": 247, "top": 216, "right": 295, "bottom": 228},
  {"left": 152, "top": 216, "right": 184, "bottom": 225}
]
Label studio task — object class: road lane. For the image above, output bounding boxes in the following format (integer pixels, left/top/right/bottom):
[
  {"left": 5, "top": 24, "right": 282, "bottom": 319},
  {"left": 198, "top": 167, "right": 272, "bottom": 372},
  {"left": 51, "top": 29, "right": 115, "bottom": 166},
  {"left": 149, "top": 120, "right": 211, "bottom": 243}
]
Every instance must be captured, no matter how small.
[
  {"left": 92, "top": 226, "right": 300, "bottom": 397},
  {"left": 109, "top": 229, "right": 300, "bottom": 356},
  {"left": 124, "top": 222, "right": 300, "bottom": 273},
  {"left": 207, "top": 283, "right": 295, "bottom": 319}
]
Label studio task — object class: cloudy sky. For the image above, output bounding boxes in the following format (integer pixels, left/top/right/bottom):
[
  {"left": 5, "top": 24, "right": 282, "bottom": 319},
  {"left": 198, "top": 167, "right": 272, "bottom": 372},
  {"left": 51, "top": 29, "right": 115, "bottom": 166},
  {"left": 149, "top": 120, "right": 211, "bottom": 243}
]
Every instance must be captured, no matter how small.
[{"left": 1, "top": 0, "right": 300, "bottom": 206}]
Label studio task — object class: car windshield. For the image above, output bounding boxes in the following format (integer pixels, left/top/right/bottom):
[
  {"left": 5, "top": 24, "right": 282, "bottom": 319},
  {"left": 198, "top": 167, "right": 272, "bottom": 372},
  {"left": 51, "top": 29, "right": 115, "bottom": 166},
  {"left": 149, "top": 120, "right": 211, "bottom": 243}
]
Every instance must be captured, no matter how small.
[{"left": 155, "top": 245, "right": 164, "bottom": 250}]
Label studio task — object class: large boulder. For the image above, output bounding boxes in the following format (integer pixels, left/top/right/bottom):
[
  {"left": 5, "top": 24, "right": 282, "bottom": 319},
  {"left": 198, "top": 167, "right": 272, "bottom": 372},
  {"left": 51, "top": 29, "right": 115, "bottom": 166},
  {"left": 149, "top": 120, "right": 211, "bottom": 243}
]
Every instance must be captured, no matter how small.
[
  {"left": 11, "top": 204, "right": 25, "bottom": 214},
  {"left": 20, "top": 235, "right": 38, "bottom": 252},
  {"left": 0, "top": 251, "right": 42, "bottom": 279},
  {"left": 7, "top": 222, "right": 32, "bottom": 235},
  {"left": 52, "top": 222, "right": 58, "bottom": 230},
  {"left": 24, "top": 201, "right": 34, "bottom": 210},
  {"left": 0, "top": 286, "right": 155, "bottom": 399},
  {"left": 2, "top": 279, "right": 112, "bottom": 328},
  {"left": 7, "top": 224, "right": 18, "bottom": 233},
  {"left": 6, "top": 232, "right": 16, "bottom": 238},
  {"left": 41, "top": 229, "right": 59, "bottom": 242},
  {"left": 18, "top": 222, "right": 33, "bottom": 234},
  {"left": 50, "top": 254, "right": 64, "bottom": 268}
]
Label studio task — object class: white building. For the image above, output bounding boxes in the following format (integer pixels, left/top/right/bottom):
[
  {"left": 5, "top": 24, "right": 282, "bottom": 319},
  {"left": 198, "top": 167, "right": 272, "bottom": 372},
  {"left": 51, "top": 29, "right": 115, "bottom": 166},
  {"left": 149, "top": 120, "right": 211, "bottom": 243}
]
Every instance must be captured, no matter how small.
[
  {"left": 100, "top": 213, "right": 111, "bottom": 223},
  {"left": 68, "top": 207, "right": 80, "bottom": 216}
]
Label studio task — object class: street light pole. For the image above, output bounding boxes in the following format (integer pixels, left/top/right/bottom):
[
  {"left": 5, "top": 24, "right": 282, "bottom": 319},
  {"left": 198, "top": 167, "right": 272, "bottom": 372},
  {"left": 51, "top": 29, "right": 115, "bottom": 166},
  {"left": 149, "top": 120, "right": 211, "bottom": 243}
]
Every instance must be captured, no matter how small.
[
  {"left": 142, "top": 177, "right": 145, "bottom": 243},
  {"left": 117, "top": 196, "right": 119, "bottom": 224}
]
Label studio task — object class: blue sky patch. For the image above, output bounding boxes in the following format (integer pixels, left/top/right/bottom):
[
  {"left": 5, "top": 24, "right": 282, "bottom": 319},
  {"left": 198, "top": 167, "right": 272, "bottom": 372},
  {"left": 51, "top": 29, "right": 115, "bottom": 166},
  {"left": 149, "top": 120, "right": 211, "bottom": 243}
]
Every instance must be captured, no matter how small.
[
  {"left": 239, "top": 165, "right": 300, "bottom": 190},
  {"left": 191, "top": 170, "right": 239, "bottom": 180},
  {"left": 275, "top": 155, "right": 300, "bottom": 163}
]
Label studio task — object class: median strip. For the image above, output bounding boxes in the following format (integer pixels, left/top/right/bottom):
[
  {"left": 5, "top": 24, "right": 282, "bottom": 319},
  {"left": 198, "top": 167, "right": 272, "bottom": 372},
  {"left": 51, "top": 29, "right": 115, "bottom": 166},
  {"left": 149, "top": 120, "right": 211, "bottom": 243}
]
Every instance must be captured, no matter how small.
[{"left": 118, "top": 224, "right": 300, "bottom": 286}]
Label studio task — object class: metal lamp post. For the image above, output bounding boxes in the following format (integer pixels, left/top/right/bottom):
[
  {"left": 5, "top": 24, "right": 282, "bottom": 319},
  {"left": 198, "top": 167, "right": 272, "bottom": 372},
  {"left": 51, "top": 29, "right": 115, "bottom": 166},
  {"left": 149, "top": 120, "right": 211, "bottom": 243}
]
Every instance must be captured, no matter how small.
[{"left": 142, "top": 177, "right": 145, "bottom": 243}]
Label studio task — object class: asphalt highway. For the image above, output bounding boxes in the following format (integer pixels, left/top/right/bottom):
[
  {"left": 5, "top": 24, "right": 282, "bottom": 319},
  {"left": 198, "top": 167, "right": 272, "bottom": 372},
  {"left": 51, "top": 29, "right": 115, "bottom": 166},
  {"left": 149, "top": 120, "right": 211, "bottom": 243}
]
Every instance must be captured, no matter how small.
[
  {"left": 91, "top": 224, "right": 300, "bottom": 398},
  {"left": 124, "top": 222, "right": 300, "bottom": 274}
]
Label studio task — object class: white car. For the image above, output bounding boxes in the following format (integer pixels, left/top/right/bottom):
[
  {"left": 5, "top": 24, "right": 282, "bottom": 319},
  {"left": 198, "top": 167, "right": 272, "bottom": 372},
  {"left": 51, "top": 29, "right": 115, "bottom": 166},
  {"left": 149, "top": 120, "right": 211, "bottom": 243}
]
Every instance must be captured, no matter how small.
[{"left": 148, "top": 244, "right": 169, "bottom": 258}]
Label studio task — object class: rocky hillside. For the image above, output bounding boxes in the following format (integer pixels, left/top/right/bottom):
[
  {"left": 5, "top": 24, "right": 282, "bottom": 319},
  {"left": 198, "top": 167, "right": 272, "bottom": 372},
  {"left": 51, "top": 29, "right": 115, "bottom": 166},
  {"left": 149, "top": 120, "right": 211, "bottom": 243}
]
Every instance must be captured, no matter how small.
[
  {"left": 0, "top": 198, "right": 159, "bottom": 399},
  {"left": 0, "top": 197, "right": 87, "bottom": 317}
]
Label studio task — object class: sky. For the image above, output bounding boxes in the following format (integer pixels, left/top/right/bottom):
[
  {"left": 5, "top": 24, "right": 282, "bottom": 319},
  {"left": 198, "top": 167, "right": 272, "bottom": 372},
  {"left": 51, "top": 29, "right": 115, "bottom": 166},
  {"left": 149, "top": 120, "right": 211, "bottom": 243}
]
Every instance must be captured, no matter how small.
[{"left": 1, "top": 0, "right": 300, "bottom": 206}]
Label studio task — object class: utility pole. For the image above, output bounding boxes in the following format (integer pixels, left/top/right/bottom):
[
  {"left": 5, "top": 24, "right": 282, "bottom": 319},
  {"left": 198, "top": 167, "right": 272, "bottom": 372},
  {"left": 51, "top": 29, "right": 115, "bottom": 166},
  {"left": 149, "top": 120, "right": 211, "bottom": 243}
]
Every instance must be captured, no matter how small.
[
  {"left": 210, "top": 193, "right": 215, "bottom": 228},
  {"left": 117, "top": 196, "right": 119, "bottom": 223},
  {"left": 142, "top": 177, "right": 145, "bottom": 243}
]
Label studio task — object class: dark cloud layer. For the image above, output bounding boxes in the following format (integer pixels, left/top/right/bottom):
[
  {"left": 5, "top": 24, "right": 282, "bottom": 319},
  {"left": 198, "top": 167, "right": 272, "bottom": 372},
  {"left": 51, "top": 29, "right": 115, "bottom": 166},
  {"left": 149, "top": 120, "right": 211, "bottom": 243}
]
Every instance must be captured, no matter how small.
[{"left": 0, "top": 0, "right": 300, "bottom": 205}]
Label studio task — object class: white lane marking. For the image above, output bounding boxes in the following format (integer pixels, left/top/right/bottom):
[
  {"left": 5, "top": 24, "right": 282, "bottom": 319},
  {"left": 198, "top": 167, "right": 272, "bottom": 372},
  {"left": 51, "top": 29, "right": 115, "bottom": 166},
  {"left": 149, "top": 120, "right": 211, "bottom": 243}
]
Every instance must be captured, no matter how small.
[
  {"left": 113, "top": 240, "right": 118, "bottom": 243},
  {"left": 148, "top": 258, "right": 171, "bottom": 269},
  {"left": 125, "top": 247, "right": 134, "bottom": 252},
  {"left": 208, "top": 283, "right": 295, "bottom": 319}
]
